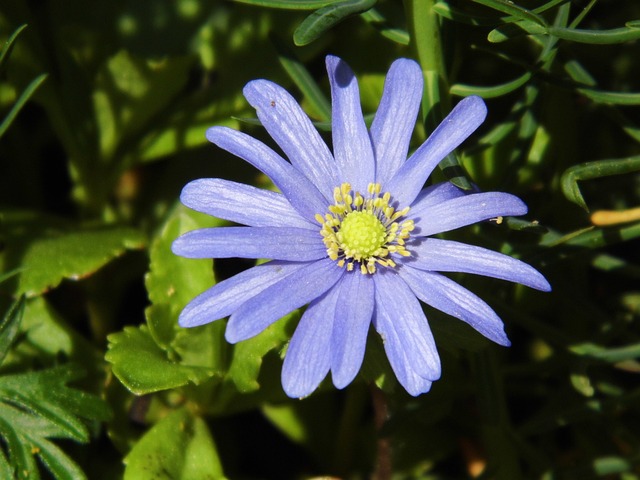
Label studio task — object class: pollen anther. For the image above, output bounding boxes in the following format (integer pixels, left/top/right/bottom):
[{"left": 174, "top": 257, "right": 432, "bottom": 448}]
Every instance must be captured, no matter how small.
[{"left": 316, "top": 182, "right": 413, "bottom": 274}]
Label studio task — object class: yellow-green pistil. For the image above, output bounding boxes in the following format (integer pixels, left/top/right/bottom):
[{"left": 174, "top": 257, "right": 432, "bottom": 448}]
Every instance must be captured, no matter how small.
[{"left": 315, "top": 183, "right": 414, "bottom": 274}]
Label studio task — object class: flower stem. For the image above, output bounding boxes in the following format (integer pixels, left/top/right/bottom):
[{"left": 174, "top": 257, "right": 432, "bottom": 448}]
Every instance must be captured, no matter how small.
[
  {"left": 472, "top": 349, "right": 523, "bottom": 479},
  {"left": 371, "top": 385, "right": 392, "bottom": 480},
  {"left": 404, "top": 0, "right": 451, "bottom": 129}
]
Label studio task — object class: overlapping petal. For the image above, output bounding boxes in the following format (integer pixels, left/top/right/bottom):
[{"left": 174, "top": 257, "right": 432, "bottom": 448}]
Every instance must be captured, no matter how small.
[
  {"left": 172, "top": 227, "right": 326, "bottom": 261},
  {"left": 411, "top": 192, "right": 527, "bottom": 236},
  {"left": 409, "top": 238, "right": 552, "bottom": 291},
  {"left": 173, "top": 55, "right": 552, "bottom": 400},
  {"left": 181, "top": 178, "right": 315, "bottom": 229},
  {"left": 282, "top": 286, "right": 339, "bottom": 398},
  {"left": 372, "top": 306, "right": 433, "bottom": 396},
  {"left": 373, "top": 272, "right": 441, "bottom": 381},
  {"left": 243, "top": 79, "right": 338, "bottom": 200},
  {"left": 206, "top": 126, "right": 328, "bottom": 220},
  {"left": 226, "top": 258, "right": 344, "bottom": 343},
  {"left": 327, "top": 55, "right": 375, "bottom": 192},
  {"left": 177, "top": 261, "right": 304, "bottom": 328},
  {"left": 370, "top": 58, "right": 423, "bottom": 186},
  {"left": 387, "top": 96, "right": 487, "bottom": 206},
  {"left": 399, "top": 267, "right": 510, "bottom": 346},
  {"left": 331, "top": 273, "right": 374, "bottom": 389}
]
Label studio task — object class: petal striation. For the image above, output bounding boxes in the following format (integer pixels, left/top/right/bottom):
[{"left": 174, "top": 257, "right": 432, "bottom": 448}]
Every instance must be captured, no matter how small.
[
  {"left": 409, "top": 238, "right": 552, "bottom": 291},
  {"left": 181, "top": 178, "right": 315, "bottom": 229},
  {"left": 172, "top": 226, "right": 326, "bottom": 261},
  {"left": 387, "top": 96, "right": 487, "bottom": 206},
  {"left": 400, "top": 267, "right": 510, "bottom": 346},
  {"left": 370, "top": 58, "right": 423, "bottom": 186},
  {"left": 243, "top": 79, "right": 338, "bottom": 200}
]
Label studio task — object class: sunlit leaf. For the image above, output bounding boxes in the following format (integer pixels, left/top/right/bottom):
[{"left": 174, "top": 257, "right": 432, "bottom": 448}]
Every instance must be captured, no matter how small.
[
  {"left": 123, "top": 408, "right": 225, "bottom": 480},
  {"left": 0, "top": 210, "right": 145, "bottom": 297},
  {"left": 293, "top": 0, "right": 377, "bottom": 46},
  {"left": 106, "top": 325, "right": 217, "bottom": 395},
  {"left": 560, "top": 155, "right": 640, "bottom": 211}
]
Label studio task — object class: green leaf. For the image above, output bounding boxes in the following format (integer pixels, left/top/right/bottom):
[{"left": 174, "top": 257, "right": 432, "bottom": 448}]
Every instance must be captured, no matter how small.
[
  {"left": 272, "top": 36, "right": 332, "bottom": 122},
  {"left": 0, "top": 210, "right": 145, "bottom": 297},
  {"left": 293, "top": 0, "right": 377, "bottom": 46},
  {"left": 560, "top": 155, "right": 640, "bottom": 211},
  {"left": 570, "top": 342, "right": 640, "bottom": 364},
  {"left": 231, "top": 0, "right": 338, "bottom": 9},
  {"left": 93, "top": 51, "right": 194, "bottom": 159},
  {"left": 0, "top": 295, "right": 24, "bottom": 365},
  {"left": 0, "top": 73, "right": 48, "bottom": 139},
  {"left": 145, "top": 204, "right": 223, "bottom": 349},
  {"left": 124, "top": 408, "right": 225, "bottom": 480},
  {"left": 0, "top": 24, "right": 28, "bottom": 71},
  {"left": 361, "top": 8, "right": 409, "bottom": 45},
  {"left": 473, "top": 0, "right": 548, "bottom": 27},
  {"left": 225, "top": 311, "right": 298, "bottom": 393},
  {"left": 0, "top": 365, "right": 110, "bottom": 480},
  {"left": 106, "top": 325, "right": 217, "bottom": 395},
  {"left": 450, "top": 72, "right": 531, "bottom": 98}
]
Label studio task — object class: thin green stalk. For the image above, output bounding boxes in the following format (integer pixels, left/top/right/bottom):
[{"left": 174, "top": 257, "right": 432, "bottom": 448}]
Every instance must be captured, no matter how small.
[
  {"left": 404, "top": 0, "right": 451, "bottom": 129},
  {"left": 472, "top": 349, "right": 523, "bottom": 480}
]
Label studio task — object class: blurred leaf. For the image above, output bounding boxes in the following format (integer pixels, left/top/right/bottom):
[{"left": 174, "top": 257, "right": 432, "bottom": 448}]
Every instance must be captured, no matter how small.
[
  {"left": 123, "top": 408, "right": 225, "bottom": 480},
  {"left": 560, "top": 155, "right": 640, "bottom": 211},
  {"left": 0, "top": 295, "right": 24, "bottom": 366},
  {"left": 93, "top": 51, "right": 194, "bottom": 159},
  {"left": 0, "top": 365, "right": 111, "bottom": 480},
  {"left": 361, "top": 8, "right": 409, "bottom": 45},
  {"left": 593, "top": 456, "right": 632, "bottom": 475},
  {"left": 570, "top": 342, "right": 640, "bottom": 364},
  {"left": 272, "top": 36, "right": 332, "bottom": 122},
  {"left": 0, "top": 73, "right": 47, "bottom": 139},
  {"left": 106, "top": 325, "right": 217, "bottom": 395},
  {"left": 232, "top": 0, "right": 337, "bottom": 9},
  {"left": 0, "top": 210, "right": 145, "bottom": 297},
  {"left": 0, "top": 24, "right": 28, "bottom": 71},
  {"left": 293, "top": 0, "right": 377, "bottom": 46}
]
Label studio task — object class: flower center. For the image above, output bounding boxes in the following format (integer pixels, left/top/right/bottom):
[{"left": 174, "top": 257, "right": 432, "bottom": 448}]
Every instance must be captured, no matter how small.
[{"left": 315, "top": 183, "right": 414, "bottom": 274}]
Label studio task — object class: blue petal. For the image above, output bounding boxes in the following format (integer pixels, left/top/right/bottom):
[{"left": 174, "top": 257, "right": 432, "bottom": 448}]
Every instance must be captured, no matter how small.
[
  {"left": 178, "top": 261, "right": 304, "bottom": 328},
  {"left": 282, "top": 285, "right": 340, "bottom": 398},
  {"left": 331, "top": 272, "right": 374, "bottom": 389},
  {"left": 181, "top": 179, "right": 315, "bottom": 229},
  {"left": 370, "top": 58, "right": 423, "bottom": 186},
  {"left": 172, "top": 226, "right": 326, "bottom": 261},
  {"left": 243, "top": 80, "right": 338, "bottom": 201},
  {"left": 372, "top": 303, "right": 433, "bottom": 396},
  {"left": 408, "top": 181, "right": 467, "bottom": 211},
  {"left": 326, "top": 56, "right": 375, "bottom": 192},
  {"left": 387, "top": 96, "right": 487, "bottom": 206},
  {"left": 206, "top": 126, "right": 327, "bottom": 220},
  {"left": 411, "top": 192, "right": 527, "bottom": 236},
  {"left": 399, "top": 267, "right": 510, "bottom": 346},
  {"left": 373, "top": 271, "right": 441, "bottom": 381},
  {"left": 409, "top": 238, "right": 552, "bottom": 291},
  {"left": 226, "top": 258, "right": 344, "bottom": 343}
]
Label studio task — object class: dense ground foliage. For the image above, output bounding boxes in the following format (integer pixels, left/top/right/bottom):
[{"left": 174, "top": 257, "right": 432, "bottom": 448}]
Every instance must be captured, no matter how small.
[{"left": 1, "top": 1, "right": 640, "bottom": 478}]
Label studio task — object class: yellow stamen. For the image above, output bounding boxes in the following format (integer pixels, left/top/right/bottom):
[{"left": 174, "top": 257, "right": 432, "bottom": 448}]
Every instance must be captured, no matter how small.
[{"left": 317, "top": 182, "right": 413, "bottom": 274}]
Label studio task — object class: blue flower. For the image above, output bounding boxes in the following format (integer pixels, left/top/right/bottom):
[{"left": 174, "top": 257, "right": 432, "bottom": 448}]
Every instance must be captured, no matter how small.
[{"left": 172, "top": 55, "right": 551, "bottom": 398}]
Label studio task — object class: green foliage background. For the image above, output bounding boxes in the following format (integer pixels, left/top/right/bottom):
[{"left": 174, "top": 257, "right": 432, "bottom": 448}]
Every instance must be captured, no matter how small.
[{"left": 1, "top": 0, "right": 640, "bottom": 478}]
